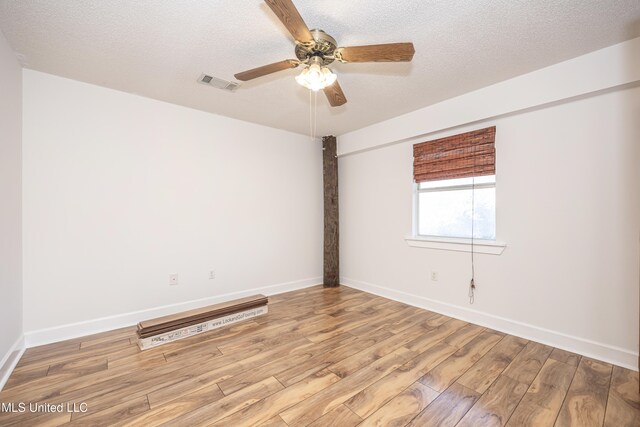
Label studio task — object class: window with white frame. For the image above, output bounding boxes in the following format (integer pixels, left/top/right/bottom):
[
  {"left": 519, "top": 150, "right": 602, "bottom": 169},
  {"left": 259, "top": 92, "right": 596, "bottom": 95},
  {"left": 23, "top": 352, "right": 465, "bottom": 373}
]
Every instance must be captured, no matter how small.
[
  {"left": 412, "top": 126, "right": 497, "bottom": 241},
  {"left": 415, "top": 175, "right": 496, "bottom": 239}
]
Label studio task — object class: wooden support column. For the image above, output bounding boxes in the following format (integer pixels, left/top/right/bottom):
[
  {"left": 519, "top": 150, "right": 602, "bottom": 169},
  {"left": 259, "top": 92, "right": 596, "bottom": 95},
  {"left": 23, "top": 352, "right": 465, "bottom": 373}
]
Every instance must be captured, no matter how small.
[{"left": 323, "top": 135, "right": 339, "bottom": 287}]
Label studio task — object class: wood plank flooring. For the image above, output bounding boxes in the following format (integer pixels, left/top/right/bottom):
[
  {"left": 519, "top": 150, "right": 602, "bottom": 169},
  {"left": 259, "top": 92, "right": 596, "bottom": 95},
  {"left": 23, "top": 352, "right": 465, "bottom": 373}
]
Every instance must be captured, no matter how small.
[{"left": 0, "top": 285, "right": 638, "bottom": 426}]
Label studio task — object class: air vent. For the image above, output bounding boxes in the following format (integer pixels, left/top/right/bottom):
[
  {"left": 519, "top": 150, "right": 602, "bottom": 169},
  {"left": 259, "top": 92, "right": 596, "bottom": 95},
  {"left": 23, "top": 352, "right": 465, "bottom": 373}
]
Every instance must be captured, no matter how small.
[{"left": 198, "top": 74, "right": 239, "bottom": 92}]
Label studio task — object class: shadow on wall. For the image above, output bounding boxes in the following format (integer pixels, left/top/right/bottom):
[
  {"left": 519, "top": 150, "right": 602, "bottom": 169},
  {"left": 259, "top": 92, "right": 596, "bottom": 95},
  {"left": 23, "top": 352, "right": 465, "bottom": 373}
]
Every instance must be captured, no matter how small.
[
  {"left": 629, "top": 18, "right": 640, "bottom": 39},
  {"left": 625, "top": 17, "right": 640, "bottom": 373},
  {"left": 631, "top": 18, "right": 640, "bottom": 374}
]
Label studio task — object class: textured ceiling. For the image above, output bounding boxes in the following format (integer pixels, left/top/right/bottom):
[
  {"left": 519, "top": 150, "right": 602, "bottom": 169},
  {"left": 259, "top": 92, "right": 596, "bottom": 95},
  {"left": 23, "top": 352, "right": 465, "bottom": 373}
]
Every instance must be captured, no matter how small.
[{"left": 1, "top": 0, "right": 639, "bottom": 136}]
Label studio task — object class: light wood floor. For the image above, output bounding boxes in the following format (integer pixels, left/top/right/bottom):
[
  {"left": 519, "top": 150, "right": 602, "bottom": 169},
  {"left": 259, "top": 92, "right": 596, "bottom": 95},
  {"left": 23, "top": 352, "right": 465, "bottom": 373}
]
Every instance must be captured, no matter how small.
[{"left": 1, "top": 286, "right": 638, "bottom": 426}]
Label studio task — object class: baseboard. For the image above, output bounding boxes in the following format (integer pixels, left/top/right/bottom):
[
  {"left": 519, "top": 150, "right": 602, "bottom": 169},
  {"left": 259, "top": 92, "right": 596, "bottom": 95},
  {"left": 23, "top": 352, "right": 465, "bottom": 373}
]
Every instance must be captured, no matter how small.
[
  {"left": 24, "top": 277, "right": 321, "bottom": 348},
  {"left": 342, "top": 277, "right": 639, "bottom": 371},
  {"left": 0, "top": 335, "right": 26, "bottom": 392}
]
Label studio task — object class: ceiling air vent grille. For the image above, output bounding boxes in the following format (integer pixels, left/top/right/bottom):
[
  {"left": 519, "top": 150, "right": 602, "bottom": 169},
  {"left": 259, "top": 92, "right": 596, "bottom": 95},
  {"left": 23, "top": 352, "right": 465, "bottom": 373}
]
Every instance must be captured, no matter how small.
[{"left": 198, "top": 74, "right": 239, "bottom": 92}]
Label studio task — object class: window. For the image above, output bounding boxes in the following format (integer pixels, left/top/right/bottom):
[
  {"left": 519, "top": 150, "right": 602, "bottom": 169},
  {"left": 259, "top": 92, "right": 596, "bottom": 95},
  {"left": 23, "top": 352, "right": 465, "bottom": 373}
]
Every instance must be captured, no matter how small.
[
  {"left": 412, "top": 126, "right": 497, "bottom": 242},
  {"left": 416, "top": 175, "right": 496, "bottom": 239}
]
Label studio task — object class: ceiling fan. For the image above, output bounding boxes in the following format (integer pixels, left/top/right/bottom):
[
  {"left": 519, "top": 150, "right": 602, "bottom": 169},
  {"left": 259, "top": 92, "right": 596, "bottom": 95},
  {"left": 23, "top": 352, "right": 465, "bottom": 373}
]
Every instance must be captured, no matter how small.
[{"left": 234, "top": 0, "right": 415, "bottom": 107}]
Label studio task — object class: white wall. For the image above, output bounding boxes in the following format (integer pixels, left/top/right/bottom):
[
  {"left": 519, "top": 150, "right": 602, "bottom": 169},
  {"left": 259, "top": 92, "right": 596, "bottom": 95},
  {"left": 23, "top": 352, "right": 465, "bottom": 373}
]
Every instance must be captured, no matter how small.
[
  {"left": 339, "top": 83, "right": 640, "bottom": 368},
  {"left": 339, "top": 38, "right": 640, "bottom": 370},
  {"left": 22, "top": 70, "right": 323, "bottom": 340},
  {"left": 338, "top": 37, "right": 640, "bottom": 156},
  {"left": 0, "top": 29, "right": 24, "bottom": 381}
]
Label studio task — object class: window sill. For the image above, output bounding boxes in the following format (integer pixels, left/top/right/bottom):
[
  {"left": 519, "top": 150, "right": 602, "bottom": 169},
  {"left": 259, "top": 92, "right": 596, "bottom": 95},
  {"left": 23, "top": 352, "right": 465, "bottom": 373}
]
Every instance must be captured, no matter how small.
[{"left": 405, "top": 236, "right": 506, "bottom": 255}]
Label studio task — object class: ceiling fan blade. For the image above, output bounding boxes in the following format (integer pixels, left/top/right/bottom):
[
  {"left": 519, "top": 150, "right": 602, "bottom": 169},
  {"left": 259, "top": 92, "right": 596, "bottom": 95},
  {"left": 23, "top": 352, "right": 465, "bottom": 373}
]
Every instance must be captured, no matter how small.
[
  {"left": 323, "top": 80, "right": 347, "bottom": 107},
  {"left": 234, "top": 60, "right": 299, "bottom": 81},
  {"left": 336, "top": 42, "right": 415, "bottom": 63},
  {"left": 264, "top": 0, "right": 314, "bottom": 44}
]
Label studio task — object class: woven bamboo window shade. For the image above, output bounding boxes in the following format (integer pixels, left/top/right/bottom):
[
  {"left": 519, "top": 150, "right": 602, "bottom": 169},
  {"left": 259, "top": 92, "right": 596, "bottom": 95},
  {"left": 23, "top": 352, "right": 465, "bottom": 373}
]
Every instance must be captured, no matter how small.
[{"left": 413, "top": 126, "right": 496, "bottom": 182}]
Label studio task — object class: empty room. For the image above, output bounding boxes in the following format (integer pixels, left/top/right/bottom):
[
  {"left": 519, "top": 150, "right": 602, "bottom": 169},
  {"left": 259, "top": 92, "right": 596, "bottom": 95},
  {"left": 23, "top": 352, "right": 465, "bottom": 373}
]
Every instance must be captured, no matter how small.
[{"left": 0, "top": 1, "right": 639, "bottom": 426}]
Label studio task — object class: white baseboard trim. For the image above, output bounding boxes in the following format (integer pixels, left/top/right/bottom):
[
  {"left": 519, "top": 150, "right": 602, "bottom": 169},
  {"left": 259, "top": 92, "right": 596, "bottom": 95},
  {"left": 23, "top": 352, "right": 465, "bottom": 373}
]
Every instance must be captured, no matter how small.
[
  {"left": 24, "top": 277, "right": 321, "bottom": 348},
  {"left": 342, "top": 277, "right": 639, "bottom": 371},
  {"left": 0, "top": 335, "right": 26, "bottom": 392}
]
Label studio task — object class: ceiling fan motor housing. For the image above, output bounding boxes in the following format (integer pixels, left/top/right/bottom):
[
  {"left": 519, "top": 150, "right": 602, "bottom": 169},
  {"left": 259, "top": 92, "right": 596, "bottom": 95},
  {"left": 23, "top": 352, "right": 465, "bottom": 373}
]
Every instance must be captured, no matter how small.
[
  {"left": 234, "top": 0, "right": 415, "bottom": 107},
  {"left": 295, "top": 29, "right": 337, "bottom": 65}
]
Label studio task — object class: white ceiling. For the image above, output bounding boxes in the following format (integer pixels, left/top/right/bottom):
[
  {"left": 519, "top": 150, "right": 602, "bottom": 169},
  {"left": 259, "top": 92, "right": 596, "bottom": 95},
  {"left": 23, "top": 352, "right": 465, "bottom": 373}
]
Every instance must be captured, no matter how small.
[{"left": 1, "top": 0, "right": 639, "bottom": 136}]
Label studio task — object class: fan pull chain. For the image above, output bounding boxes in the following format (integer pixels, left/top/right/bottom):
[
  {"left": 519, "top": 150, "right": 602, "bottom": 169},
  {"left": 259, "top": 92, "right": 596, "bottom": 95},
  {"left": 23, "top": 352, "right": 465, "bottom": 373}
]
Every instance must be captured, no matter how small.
[
  {"left": 309, "top": 90, "right": 313, "bottom": 141},
  {"left": 309, "top": 90, "right": 319, "bottom": 141},
  {"left": 313, "top": 90, "right": 318, "bottom": 140}
]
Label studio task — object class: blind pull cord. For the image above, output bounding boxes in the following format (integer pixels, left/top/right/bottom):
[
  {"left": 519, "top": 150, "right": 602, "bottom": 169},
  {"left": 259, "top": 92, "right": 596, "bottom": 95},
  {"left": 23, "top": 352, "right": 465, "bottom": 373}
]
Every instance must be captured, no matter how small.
[
  {"left": 469, "top": 178, "right": 476, "bottom": 304},
  {"left": 469, "top": 160, "right": 476, "bottom": 304}
]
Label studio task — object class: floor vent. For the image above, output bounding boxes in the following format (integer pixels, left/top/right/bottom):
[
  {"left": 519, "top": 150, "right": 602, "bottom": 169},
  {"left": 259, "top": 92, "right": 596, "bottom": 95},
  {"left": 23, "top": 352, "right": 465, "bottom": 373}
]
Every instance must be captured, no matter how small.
[{"left": 198, "top": 74, "right": 239, "bottom": 92}]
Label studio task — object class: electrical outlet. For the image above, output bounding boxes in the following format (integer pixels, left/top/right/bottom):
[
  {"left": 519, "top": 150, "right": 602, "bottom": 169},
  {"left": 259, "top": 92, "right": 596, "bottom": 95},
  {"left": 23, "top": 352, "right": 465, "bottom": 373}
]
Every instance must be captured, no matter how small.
[
  {"left": 209, "top": 269, "right": 216, "bottom": 280},
  {"left": 431, "top": 271, "right": 439, "bottom": 282},
  {"left": 169, "top": 274, "right": 178, "bottom": 286}
]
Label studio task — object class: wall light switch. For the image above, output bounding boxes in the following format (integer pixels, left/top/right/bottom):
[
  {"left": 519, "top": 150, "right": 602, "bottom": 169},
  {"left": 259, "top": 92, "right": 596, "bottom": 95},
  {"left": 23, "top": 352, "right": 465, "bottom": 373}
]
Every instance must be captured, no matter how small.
[{"left": 169, "top": 274, "right": 178, "bottom": 285}]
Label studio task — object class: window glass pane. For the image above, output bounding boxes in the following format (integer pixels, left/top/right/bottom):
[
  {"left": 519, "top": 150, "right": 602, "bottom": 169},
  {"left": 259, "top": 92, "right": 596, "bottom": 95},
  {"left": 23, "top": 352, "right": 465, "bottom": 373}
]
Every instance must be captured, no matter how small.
[
  {"left": 418, "top": 187, "right": 495, "bottom": 239},
  {"left": 419, "top": 175, "right": 495, "bottom": 189}
]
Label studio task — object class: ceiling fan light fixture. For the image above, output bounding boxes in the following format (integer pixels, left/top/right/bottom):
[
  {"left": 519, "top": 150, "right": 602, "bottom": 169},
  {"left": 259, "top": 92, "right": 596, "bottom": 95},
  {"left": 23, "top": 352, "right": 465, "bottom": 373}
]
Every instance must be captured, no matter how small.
[
  {"left": 295, "top": 62, "right": 337, "bottom": 92},
  {"left": 234, "top": 0, "right": 415, "bottom": 107}
]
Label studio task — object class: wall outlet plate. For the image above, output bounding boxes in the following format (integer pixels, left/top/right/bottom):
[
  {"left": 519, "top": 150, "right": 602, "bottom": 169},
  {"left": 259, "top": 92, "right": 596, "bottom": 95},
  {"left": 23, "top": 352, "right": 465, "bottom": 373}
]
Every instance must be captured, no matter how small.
[
  {"left": 431, "top": 271, "right": 439, "bottom": 281},
  {"left": 209, "top": 270, "right": 216, "bottom": 280}
]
